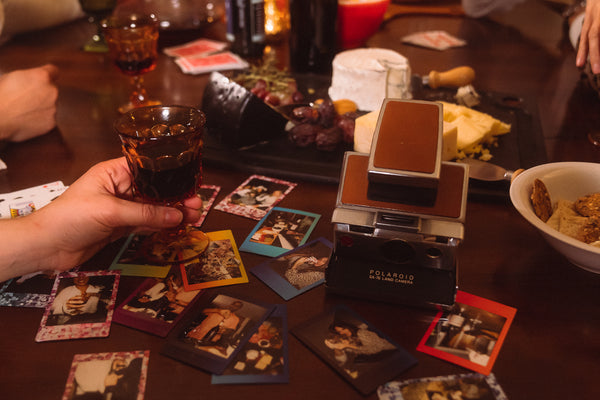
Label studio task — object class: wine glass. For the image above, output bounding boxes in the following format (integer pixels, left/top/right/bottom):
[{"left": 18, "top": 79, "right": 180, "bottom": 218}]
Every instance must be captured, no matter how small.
[
  {"left": 78, "top": 0, "right": 117, "bottom": 52},
  {"left": 102, "top": 13, "right": 162, "bottom": 114},
  {"left": 115, "top": 105, "right": 210, "bottom": 264}
]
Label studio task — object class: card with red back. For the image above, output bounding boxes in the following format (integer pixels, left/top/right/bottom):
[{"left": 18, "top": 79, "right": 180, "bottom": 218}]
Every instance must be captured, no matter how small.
[
  {"left": 402, "top": 30, "right": 467, "bottom": 50},
  {"left": 175, "top": 52, "right": 249, "bottom": 74},
  {"left": 164, "top": 38, "right": 227, "bottom": 58}
]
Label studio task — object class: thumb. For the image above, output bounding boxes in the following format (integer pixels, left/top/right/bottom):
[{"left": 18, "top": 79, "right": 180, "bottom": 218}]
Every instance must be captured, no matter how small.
[{"left": 113, "top": 199, "right": 184, "bottom": 230}]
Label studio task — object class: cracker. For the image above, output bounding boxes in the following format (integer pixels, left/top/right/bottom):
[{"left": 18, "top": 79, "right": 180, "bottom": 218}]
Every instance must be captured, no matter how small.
[
  {"left": 530, "top": 178, "right": 552, "bottom": 222},
  {"left": 574, "top": 193, "right": 600, "bottom": 217}
]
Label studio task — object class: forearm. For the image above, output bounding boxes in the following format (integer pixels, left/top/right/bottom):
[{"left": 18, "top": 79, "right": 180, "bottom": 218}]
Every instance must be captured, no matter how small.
[{"left": 0, "top": 214, "right": 53, "bottom": 281}]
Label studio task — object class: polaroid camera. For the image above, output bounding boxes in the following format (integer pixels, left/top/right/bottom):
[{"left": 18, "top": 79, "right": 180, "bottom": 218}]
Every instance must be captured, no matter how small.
[{"left": 326, "top": 99, "right": 468, "bottom": 309}]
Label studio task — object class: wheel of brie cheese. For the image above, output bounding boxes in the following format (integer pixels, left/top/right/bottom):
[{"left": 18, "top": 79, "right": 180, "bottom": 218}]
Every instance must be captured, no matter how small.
[{"left": 328, "top": 48, "right": 412, "bottom": 112}]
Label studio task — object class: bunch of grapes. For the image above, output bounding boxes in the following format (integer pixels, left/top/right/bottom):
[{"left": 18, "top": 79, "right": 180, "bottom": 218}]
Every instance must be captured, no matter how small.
[
  {"left": 249, "top": 78, "right": 305, "bottom": 107},
  {"left": 287, "top": 99, "right": 357, "bottom": 151}
]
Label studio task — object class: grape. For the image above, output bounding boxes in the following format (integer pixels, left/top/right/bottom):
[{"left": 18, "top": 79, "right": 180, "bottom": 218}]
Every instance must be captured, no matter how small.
[
  {"left": 291, "top": 91, "right": 305, "bottom": 103},
  {"left": 254, "top": 79, "right": 268, "bottom": 91},
  {"left": 289, "top": 123, "right": 318, "bottom": 147},
  {"left": 337, "top": 116, "right": 355, "bottom": 144},
  {"left": 317, "top": 99, "right": 336, "bottom": 128},
  {"left": 315, "top": 126, "right": 342, "bottom": 151},
  {"left": 291, "top": 106, "right": 319, "bottom": 124},
  {"left": 264, "top": 92, "right": 281, "bottom": 106},
  {"left": 251, "top": 87, "right": 268, "bottom": 100}
]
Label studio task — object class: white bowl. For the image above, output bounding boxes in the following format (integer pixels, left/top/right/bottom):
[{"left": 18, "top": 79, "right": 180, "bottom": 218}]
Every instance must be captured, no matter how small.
[{"left": 510, "top": 162, "right": 600, "bottom": 274}]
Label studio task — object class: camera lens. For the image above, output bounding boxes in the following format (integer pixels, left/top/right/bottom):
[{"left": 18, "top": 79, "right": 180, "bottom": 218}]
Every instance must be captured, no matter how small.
[
  {"left": 425, "top": 247, "right": 443, "bottom": 259},
  {"left": 381, "top": 239, "right": 415, "bottom": 263}
]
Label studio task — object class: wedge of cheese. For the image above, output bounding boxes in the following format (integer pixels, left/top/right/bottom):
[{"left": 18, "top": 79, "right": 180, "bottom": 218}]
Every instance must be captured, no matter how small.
[{"left": 441, "top": 101, "right": 510, "bottom": 139}]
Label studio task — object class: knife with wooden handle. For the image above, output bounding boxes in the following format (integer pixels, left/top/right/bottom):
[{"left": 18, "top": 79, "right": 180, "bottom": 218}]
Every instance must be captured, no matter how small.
[{"left": 422, "top": 66, "right": 475, "bottom": 89}]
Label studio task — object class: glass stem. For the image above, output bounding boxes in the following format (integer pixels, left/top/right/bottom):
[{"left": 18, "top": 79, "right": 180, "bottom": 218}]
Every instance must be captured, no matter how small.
[{"left": 129, "top": 75, "right": 148, "bottom": 107}]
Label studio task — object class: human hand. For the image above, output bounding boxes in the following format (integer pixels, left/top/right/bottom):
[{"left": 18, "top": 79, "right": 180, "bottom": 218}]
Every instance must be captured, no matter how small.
[
  {"left": 0, "top": 64, "right": 59, "bottom": 141},
  {"left": 577, "top": 0, "right": 600, "bottom": 74},
  {"left": 0, "top": 157, "right": 202, "bottom": 280},
  {"left": 65, "top": 295, "right": 87, "bottom": 314}
]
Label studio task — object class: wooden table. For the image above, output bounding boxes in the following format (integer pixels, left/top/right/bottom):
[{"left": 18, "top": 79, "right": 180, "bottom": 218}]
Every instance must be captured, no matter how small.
[{"left": 1, "top": 9, "right": 599, "bottom": 400}]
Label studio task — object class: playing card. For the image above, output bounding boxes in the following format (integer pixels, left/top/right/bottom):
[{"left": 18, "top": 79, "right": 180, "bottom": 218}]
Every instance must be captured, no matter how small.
[
  {"left": 164, "top": 38, "right": 228, "bottom": 58},
  {"left": 402, "top": 30, "right": 467, "bottom": 50},
  {"left": 0, "top": 181, "right": 66, "bottom": 219},
  {"left": 175, "top": 51, "right": 249, "bottom": 75}
]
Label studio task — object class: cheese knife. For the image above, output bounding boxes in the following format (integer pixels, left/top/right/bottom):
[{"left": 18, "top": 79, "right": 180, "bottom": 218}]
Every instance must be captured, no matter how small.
[
  {"left": 457, "top": 158, "right": 524, "bottom": 182},
  {"left": 420, "top": 66, "right": 475, "bottom": 89}
]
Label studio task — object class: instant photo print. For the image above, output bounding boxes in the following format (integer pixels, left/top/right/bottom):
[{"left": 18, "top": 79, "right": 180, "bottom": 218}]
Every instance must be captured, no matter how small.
[
  {"left": 0, "top": 270, "right": 62, "bottom": 308},
  {"left": 292, "top": 305, "right": 417, "bottom": 396},
  {"left": 192, "top": 185, "right": 221, "bottom": 227},
  {"left": 377, "top": 373, "right": 509, "bottom": 400},
  {"left": 35, "top": 271, "right": 120, "bottom": 342},
  {"left": 62, "top": 350, "right": 149, "bottom": 400},
  {"left": 214, "top": 175, "right": 297, "bottom": 220},
  {"left": 113, "top": 267, "right": 203, "bottom": 337},
  {"left": 417, "top": 291, "right": 517, "bottom": 375},
  {"left": 240, "top": 207, "right": 321, "bottom": 257},
  {"left": 212, "top": 304, "right": 289, "bottom": 384},
  {"left": 162, "top": 292, "right": 275, "bottom": 374},
  {"left": 251, "top": 238, "right": 333, "bottom": 300},
  {"left": 110, "top": 233, "right": 172, "bottom": 278},
  {"left": 179, "top": 230, "right": 248, "bottom": 291}
]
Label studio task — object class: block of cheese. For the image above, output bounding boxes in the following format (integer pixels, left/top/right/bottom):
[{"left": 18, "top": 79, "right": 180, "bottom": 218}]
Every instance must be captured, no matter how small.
[
  {"left": 353, "top": 109, "right": 380, "bottom": 153},
  {"left": 328, "top": 48, "right": 412, "bottom": 112},
  {"left": 453, "top": 114, "right": 483, "bottom": 150},
  {"left": 442, "top": 121, "right": 458, "bottom": 161},
  {"left": 441, "top": 101, "right": 510, "bottom": 139}
]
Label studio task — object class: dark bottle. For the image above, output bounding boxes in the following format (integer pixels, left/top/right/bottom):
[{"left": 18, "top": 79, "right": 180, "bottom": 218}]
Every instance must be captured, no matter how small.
[
  {"left": 225, "top": 0, "right": 266, "bottom": 58},
  {"left": 288, "top": 0, "right": 338, "bottom": 74}
]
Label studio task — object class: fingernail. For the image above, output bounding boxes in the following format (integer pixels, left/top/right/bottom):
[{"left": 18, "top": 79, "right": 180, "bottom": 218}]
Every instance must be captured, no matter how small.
[{"left": 165, "top": 209, "right": 182, "bottom": 225}]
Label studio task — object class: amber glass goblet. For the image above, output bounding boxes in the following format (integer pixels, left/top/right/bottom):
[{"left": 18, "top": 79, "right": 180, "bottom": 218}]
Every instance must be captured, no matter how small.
[
  {"left": 102, "top": 13, "right": 161, "bottom": 113},
  {"left": 115, "top": 105, "right": 209, "bottom": 264},
  {"left": 79, "top": 0, "right": 117, "bottom": 52}
]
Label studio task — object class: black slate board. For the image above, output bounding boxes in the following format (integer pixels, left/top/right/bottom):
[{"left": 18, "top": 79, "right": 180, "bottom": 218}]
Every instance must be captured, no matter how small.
[{"left": 202, "top": 75, "right": 547, "bottom": 199}]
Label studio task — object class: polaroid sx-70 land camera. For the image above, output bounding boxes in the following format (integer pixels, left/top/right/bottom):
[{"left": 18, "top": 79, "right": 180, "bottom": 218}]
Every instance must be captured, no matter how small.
[{"left": 326, "top": 99, "right": 468, "bottom": 310}]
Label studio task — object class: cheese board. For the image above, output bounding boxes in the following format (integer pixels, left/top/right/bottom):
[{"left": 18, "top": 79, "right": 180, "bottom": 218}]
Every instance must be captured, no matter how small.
[{"left": 201, "top": 72, "right": 547, "bottom": 198}]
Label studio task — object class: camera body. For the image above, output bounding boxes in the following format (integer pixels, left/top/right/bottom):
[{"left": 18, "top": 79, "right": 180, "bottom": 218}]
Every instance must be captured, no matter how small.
[{"left": 326, "top": 100, "right": 468, "bottom": 309}]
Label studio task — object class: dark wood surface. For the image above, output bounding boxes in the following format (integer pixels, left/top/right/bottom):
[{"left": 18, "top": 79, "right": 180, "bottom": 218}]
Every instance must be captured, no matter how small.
[{"left": 1, "top": 9, "right": 599, "bottom": 400}]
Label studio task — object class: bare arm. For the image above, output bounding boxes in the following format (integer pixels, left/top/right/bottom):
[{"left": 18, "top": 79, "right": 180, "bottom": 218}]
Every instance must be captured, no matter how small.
[{"left": 0, "top": 158, "right": 202, "bottom": 281}]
